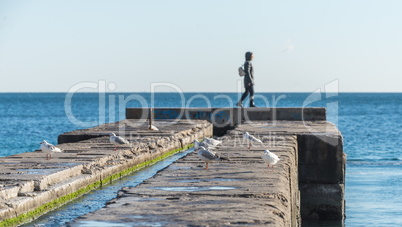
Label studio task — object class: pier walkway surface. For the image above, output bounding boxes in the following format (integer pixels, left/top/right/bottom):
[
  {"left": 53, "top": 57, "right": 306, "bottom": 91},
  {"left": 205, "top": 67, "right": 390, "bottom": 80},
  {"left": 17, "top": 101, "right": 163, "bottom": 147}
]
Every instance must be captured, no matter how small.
[
  {"left": 72, "top": 123, "right": 299, "bottom": 226},
  {"left": 71, "top": 120, "right": 343, "bottom": 226}
]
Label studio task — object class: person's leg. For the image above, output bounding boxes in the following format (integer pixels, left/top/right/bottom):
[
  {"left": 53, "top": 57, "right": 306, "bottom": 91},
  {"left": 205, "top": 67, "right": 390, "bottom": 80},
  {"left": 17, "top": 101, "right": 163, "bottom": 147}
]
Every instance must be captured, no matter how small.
[
  {"left": 237, "top": 87, "right": 250, "bottom": 107},
  {"left": 249, "top": 86, "right": 256, "bottom": 107},
  {"left": 240, "top": 88, "right": 250, "bottom": 102}
]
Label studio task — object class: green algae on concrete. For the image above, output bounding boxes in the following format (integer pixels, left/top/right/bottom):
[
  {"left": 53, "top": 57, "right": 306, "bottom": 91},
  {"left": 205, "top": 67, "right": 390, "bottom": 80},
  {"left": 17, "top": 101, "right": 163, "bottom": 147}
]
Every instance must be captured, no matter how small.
[
  {"left": 0, "top": 144, "right": 193, "bottom": 227},
  {"left": 100, "top": 144, "right": 193, "bottom": 186},
  {"left": 0, "top": 181, "right": 101, "bottom": 227}
]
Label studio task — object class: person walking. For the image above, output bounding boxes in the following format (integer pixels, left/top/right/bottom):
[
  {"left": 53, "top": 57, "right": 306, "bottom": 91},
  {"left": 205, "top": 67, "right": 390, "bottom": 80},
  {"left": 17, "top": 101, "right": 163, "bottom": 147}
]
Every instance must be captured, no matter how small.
[{"left": 237, "top": 51, "right": 256, "bottom": 107}]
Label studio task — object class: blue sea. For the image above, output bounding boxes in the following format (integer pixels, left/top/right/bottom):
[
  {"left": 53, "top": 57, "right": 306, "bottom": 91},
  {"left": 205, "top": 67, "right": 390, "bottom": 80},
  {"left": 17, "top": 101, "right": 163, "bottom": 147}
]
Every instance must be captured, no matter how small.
[{"left": 1, "top": 92, "right": 402, "bottom": 226}]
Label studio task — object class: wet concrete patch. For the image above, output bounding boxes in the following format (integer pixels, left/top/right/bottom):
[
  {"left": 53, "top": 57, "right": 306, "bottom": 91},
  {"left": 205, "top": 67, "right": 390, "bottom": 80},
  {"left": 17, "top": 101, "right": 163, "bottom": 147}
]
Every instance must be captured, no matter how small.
[
  {"left": 173, "top": 178, "right": 245, "bottom": 183},
  {"left": 74, "top": 218, "right": 169, "bottom": 227},
  {"left": 51, "top": 162, "right": 79, "bottom": 167},
  {"left": 72, "top": 220, "right": 134, "bottom": 227},
  {"left": 168, "top": 166, "right": 193, "bottom": 170},
  {"left": 15, "top": 168, "right": 60, "bottom": 174},
  {"left": 151, "top": 186, "right": 238, "bottom": 192}
]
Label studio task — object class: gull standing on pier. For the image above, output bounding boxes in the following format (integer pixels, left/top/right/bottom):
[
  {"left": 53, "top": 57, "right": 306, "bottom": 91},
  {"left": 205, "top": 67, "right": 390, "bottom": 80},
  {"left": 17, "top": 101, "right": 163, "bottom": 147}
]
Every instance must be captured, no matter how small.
[
  {"left": 109, "top": 133, "right": 130, "bottom": 151},
  {"left": 203, "top": 137, "right": 222, "bottom": 147},
  {"left": 40, "top": 140, "right": 62, "bottom": 160},
  {"left": 243, "top": 132, "right": 263, "bottom": 150},
  {"left": 196, "top": 146, "right": 228, "bottom": 170},
  {"left": 194, "top": 139, "right": 213, "bottom": 150},
  {"left": 261, "top": 150, "right": 280, "bottom": 168}
]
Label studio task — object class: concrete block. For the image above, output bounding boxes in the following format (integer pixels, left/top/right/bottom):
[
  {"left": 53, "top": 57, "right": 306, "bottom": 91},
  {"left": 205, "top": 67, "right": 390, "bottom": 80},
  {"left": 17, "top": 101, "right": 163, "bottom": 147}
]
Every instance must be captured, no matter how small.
[
  {"left": 0, "top": 207, "right": 14, "bottom": 222},
  {"left": 242, "top": 107, "right": 326, "bottom": 121},
  {"left": 34, "top": 179, "right": 49, "bottom": 191},
  {"left": 297, "top": 134, "right": 344, "bottom": 184},
  {"left": 300, "top": 183, "right": 345, "bottom": 220},
  {"left": 18, "top": 181, "right": 35, "bottom": 194},
  {"left": 0, "top": 186, "right": 19, "bottom": 200},
  {"left": 33, "top": 165, "right": 83, "bottom": 191},
  {"left": 5, "top": 196, "right": 36, "bottom": 217}
]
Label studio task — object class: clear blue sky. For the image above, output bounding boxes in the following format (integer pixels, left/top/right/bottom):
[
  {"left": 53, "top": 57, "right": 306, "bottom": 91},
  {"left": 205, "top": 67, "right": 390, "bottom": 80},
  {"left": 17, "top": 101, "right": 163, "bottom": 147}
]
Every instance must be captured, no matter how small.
[{"left": 0, "top": 0, "right": 401, "bottom": 92}]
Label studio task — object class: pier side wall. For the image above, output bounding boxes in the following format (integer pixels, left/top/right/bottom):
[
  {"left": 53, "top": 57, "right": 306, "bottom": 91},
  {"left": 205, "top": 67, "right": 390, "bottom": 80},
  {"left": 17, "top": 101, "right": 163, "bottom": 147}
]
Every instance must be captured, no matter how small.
[{"left": 297, "top": 134, "right": 345, "bottom": 220}]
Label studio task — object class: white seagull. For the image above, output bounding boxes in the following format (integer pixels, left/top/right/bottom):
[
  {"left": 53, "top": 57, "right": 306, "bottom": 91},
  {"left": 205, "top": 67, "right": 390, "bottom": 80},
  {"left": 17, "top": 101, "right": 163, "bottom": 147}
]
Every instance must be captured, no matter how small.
[
  {"left": 193, "top": 139, "right": 213, "bottom": 150},
  {"left": 261, "top": 150, "right": 280, "bottom": 168},
  {"left": 40, "top": 140, "right": 62, "bottom": 160},
  {"left": 109, "top": 133, "right": 130, "bottom": 151},
  {"left": 243, "top": 132, "right": 263, "bottom": 150},
  {"left": 197, "top": 146, "right": 228, "bottom": 170},
  {"left": 203, "top": 137, "right": 222, "bottom": 147}
]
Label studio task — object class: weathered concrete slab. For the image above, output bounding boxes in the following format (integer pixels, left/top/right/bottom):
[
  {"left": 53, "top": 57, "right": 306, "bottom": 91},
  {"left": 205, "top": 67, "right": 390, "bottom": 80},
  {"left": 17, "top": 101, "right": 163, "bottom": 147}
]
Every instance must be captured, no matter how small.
[
  {"left": 71, "top": 126, "right": 300, "bottom": 226},
  {"left": 0, "top": 120, "right": 212, "bottom": 226}
]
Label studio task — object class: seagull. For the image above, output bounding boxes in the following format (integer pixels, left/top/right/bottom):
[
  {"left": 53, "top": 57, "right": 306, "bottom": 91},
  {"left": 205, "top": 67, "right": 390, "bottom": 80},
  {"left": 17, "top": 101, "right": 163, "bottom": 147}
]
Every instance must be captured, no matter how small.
[
  {"left": 197, "top": 146, "right": 228, "bottom": 170},
  {"left": 40, "top": 140, "right": 62, "bottom": 160},
  {"left": 261, "top": 150, "right": 280, "bottom": 168},
  {"left": 243, "top": 132, "right": 263, "bottom": 150},
  {"left": 193, "top": 139, "right": 214, "bottom": 150},
  {"left": 109, "top": 133, "right": 130, "bottom": 151},
  {"left": 203, "top": 137, "right": 222, "bottom": 147},
  {"left": 149, "top": 124, "right": 159, "bottom": 131}
]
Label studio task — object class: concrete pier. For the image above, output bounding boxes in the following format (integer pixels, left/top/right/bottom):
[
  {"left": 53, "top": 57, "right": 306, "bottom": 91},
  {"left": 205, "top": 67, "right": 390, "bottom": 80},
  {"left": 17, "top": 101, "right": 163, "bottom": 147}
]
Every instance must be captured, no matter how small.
[
  {"left": 0, "top": 120, "right": 212, "bottom": 226},
  {"left": 0, "top": 107, "right": 344, "bottom": 226}
]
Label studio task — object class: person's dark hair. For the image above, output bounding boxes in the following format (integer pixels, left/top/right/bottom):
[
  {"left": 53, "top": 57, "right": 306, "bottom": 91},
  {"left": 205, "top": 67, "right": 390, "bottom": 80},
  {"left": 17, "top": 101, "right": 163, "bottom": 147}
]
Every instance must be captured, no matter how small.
[{"left": 245, "top": 52, "right": 253, "bottom": 61}]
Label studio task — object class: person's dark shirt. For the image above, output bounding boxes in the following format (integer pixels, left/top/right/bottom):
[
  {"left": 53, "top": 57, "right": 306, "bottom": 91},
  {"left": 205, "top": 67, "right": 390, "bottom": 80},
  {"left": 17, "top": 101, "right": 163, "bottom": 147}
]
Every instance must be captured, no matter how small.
[{"left": 244, "top": 61, "right": 254, "bottom": 87}]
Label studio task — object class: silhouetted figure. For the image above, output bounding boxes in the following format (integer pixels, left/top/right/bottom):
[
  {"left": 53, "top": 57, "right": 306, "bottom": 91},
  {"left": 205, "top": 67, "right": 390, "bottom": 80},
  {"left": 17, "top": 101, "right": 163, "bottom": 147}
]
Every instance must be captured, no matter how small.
[{"left": 237, "top": 52, "right": 256, "bottom": 107}]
